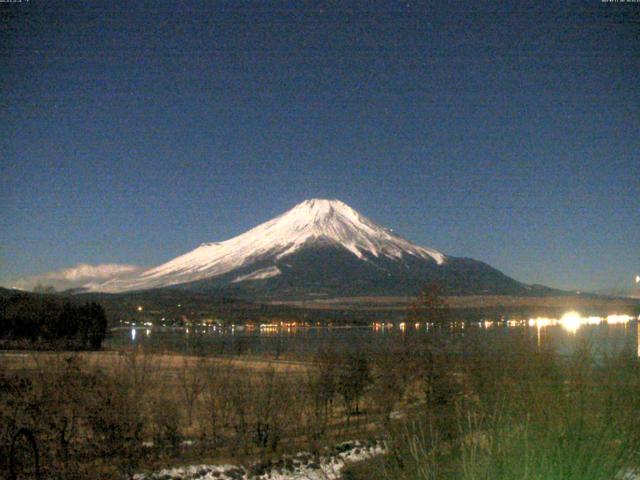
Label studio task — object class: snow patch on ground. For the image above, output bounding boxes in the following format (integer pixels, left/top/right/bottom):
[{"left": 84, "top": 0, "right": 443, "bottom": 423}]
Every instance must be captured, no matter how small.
[{"left": 134, "top": 439, "right": 386, "bottom": 480}]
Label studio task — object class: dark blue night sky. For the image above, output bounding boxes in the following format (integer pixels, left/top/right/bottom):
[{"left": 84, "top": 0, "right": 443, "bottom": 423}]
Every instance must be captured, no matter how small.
[{"left": 1, "top": 0, "right": 638, "bottom": 291}]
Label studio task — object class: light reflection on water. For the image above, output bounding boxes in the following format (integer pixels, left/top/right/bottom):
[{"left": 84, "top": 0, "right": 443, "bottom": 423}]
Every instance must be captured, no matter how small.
[
  {"left": 114, "top": 312, "right": 640, "bottom": 357},
  {"left": 527, "top": 312, "right": 635, "bottom": 334}
]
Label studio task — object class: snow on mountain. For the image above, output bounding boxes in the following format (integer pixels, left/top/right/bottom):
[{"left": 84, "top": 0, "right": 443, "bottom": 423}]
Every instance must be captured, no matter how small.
[
  {"left": 232, "top": 266, "right": 282, "bottom": 283},
  {"left": 92, "top": 199, "right": 445, "bottom": 293}
]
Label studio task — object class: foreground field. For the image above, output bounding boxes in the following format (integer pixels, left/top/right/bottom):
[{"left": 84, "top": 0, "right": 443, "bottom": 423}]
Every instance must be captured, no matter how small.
[
  {"left": 3, "top": 327, "right": 640, "bottom": 480},
  {"left": 1, "top": 345, "right": 397, "bottom": 479},
  {"left": 0, "top": 350, "right": 312, "bottom": 374}
]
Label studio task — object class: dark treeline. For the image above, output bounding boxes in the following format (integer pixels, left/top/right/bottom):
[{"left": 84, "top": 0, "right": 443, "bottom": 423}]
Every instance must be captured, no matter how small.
[{"left": 0, "top": 294, "right": 107, "bottom": 350}]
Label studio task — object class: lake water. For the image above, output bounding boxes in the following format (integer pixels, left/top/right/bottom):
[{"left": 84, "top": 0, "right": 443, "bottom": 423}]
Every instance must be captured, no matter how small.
[{"left": 105, "top": 312, "right": 640, "bottom": 358}]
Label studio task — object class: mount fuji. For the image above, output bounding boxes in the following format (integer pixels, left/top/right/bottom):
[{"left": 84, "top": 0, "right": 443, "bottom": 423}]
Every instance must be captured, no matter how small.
[{"left": 89, "top": 199, "right": 541, "bottom": 299}]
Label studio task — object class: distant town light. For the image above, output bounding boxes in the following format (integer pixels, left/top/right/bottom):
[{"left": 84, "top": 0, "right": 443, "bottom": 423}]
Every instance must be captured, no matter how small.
[
  {"left": 137, "top": 305, "right": 143, "bottom": 312},
  {"left": 636, "top": 275, "right": 640, "bottom": 284},
  {"left": 560, "top": 311, "right": 582, "bottom": 334},
  {"left": 606, "top": 314, "right": 633, "bottom": 324}
]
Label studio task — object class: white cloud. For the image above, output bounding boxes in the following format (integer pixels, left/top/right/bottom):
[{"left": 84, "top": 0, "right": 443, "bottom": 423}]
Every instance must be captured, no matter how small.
[{"left": 6, "top": 263, "right": 145, "bottom": 292}]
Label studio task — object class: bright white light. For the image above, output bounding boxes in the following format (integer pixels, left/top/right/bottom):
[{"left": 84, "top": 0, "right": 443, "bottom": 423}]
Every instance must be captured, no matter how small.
[
  {"left": 525, "top": 312, "right": 632, "bottom": 334},
  {"left": 606, "top": 314, "right": 633, "bottom": 325},
  {"left": 529, "top": 317, "right": 555, "bottom": 329},
  {"left": 560, "top": 311, "right": 582, "bottom": 334},
  {"left": 635, "top": 275, "right": 640, "bottom": 284},
  {"left": 131, "top": 328, "right": 136, "bottom": 341},
  {"left": 584, "top": 316, "right": 602, "bottom": 326}
]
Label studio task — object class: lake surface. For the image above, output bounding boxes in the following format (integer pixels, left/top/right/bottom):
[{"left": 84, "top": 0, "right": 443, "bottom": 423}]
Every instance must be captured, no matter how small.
[{"left": 105, "top": 312, "right": 640, "bottom": 358}]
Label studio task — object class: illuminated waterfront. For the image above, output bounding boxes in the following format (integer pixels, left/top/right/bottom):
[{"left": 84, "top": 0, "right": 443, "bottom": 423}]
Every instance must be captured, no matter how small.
[{"left": 108, "top": 312, "right": 640, "bottom": 358}]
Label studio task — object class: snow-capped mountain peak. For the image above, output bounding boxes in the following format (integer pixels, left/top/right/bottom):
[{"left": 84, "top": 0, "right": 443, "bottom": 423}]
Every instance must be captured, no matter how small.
[
  {"left": 92, "top": 199, "right": 445, "bottom": 292},
  {"left": 267, "top": 198, "right": 444, "bottom": 262}
]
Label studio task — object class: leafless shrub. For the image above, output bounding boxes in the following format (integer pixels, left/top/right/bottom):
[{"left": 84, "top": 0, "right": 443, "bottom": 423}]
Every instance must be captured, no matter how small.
[
  {"left": 337, "top": 351, "right": 372, "bottom": 420},
  {"left": 0, "top": 372, "right": 35, "bottom": 476},
  {"left": 227, "top": 372, "right": 252, "bottom": 455},
  {"left": 29, "top": 355, "right": 86, "bottom": 476},
  {"left": 199, "top": 360, "right": 234, "bottom": 447},
  {"left": 370, "top": 347, "right": 407, "bottom": 426},
  {"left": 150, "top": 393, "right": 182, "bottom": 452},
  {"left": 250, "top": 366, "right": 294, "bottom": 453},
  {"left": 82, "top": 352, "right": 156, "bottom": 476},
  {"left": 177, "top": 358, "right": 204, "bottom": 427}
]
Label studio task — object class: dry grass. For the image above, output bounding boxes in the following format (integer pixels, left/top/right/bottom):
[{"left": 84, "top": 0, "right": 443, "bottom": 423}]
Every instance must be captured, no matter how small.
[{"left": 0, "top": 350, "right": 312, "bottom": 373}]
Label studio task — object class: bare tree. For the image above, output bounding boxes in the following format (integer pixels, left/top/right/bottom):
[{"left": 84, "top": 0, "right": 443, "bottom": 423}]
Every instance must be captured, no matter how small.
[
  {"left": 370, "top": 347, "right": 406, "bottom": 426},
  {"left": 337, "top": 351, "right": 372, "bottom": 425},
  {"left": 178, "top": 358, "right": 204, "bottom": 427},
  {"left": 407, "top": 283, "right": 450, "bottom": 327}
]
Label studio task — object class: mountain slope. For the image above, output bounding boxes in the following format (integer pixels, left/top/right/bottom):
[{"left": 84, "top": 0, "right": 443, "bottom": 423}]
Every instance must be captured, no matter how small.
[
  {"left": 94, "top": 199, "right": 444, "bottom": 293},
  {"left": 90, "top": 199, "right": 536, "bottom": 298},
  {"left": 177, "top": 243, "right": 537, "bottom": 299}
]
